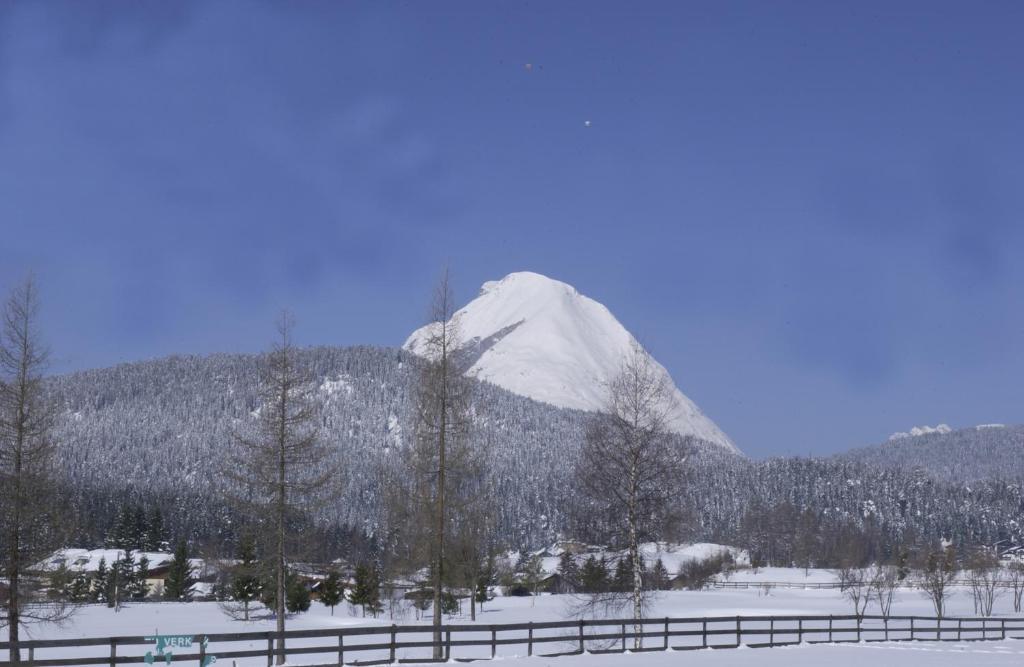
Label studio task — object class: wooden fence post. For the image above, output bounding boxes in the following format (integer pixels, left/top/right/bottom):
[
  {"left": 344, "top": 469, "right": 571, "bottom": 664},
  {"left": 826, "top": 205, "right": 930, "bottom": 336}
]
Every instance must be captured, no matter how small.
[
  {"left": 828, "top": 616, "right": 833, "bottom": 642},
  {"left": 1002, "top": 619, "right": 1006, "bottom": 640},
  {"left": 490, "top": 626, "right": 497, "bottom": 659},
  {"left": 735, "top": 616, "right": 741, "bottom": 647},
  {"left": 578, "top": 620, "right": 585, "bottom": 654},
  {"left": 337, "top": 632, "right": 344, "bottom": 666},
  {"left": 856, "top": 615, "right": 861, "bottom": 642},
  {"left": 389, "top": 624, "right": 396, "bottom": 664},
  {"left": 445, "top": 629, "right": 452, "bottom": 662},
  {"left": 957, "top": 619, "right": 962, "bottom": 641},
  {"left": 528, "top": 622, "right": 533, "bottom": 656},
  {"left": 199, "top": 636, "right": 206, "bottom": 667},
  {"left": 28, "top": 647, "right": 34, "bottom": 665},
  {"left": 109, "top": 638, "right": 117, "bottom": 667},
  {"left": 266, "top": 633, "right": 273, "bottom": 667},
  {"left": 663, "top": 617, "right": 669, "bottom": 650},
  {"left": 621, "top": 623, "right": 626, "bottom": 652},
  {"left": 770, "top": 619, "right": 774, "bottom": 647},
  {"left": 798, "top": 618, "right": 803, "bottom": 644},
  {"left": 884, "top": 617, "right": 889, "bottom": 642},
  {"left": 910, "top": 618, "right": 914, "bottom": 641},
  {"left": 702, "top": 619, "right": 708, "bottom": 649}
]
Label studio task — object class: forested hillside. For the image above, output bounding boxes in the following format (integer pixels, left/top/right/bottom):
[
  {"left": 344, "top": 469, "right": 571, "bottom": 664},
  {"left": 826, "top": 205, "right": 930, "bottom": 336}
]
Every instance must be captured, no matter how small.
[
  {"left": 48, "top": 347, "right": 1024, "bottom": 563},
  {"left": 839, "top": 424, "right": 1024, "bottom": 483}
]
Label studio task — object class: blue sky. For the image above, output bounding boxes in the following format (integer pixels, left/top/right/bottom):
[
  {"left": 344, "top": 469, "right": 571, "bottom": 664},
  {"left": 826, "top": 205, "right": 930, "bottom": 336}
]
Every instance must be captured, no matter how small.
[{"left": 1, "top": 1, "right": 1021, "bottom": 457}]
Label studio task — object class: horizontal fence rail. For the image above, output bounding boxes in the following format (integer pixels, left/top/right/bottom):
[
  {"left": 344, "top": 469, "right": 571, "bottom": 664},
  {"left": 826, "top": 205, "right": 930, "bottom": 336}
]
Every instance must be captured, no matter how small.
[
  {"left": 2, "top": 614, "right": 1023, "bottom": 666},
  {"left": 710, "top": 579, "right": 1022, "bottom": 590}
]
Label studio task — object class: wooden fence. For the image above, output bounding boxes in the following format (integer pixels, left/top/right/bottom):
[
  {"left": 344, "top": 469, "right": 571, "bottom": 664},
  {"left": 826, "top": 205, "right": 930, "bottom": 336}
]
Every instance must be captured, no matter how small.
[
  {"left": 710, "top": 579, "right": 1020, "bottom": 590},
  {"left": 2, "top": 614, "right": 1023, "bottom": 667}
]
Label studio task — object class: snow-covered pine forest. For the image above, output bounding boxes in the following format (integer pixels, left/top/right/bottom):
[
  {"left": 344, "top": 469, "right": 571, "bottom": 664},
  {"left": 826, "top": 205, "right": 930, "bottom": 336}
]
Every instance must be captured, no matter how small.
[{"left": 48, "top": 346, "right": 1024, "bottom": 561}]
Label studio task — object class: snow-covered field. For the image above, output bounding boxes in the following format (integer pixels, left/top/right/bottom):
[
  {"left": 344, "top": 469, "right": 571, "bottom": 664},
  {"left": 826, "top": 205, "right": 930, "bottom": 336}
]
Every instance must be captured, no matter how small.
[
  {"left": 516, "top": 640, "right": 1024, "bottom": 666},
  {"left": 6, "top": 575, "right": 1023, "bottom": 666}
]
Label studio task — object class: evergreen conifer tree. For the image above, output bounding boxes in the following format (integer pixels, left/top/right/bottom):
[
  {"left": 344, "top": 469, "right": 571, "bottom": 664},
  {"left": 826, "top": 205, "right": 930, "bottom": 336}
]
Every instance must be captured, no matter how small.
[
  {"left": 92, "top": 557, "right": 109, "bottom": 603},
  {"left": 318, "top": 571, "right": 343, "bottom": 616},
  {"left": 70, "top": 573, "right": 91, "bottom": 602},
  {"left": 579, "top": 555, "right": 609, "bottom": 593},
  {"left": 110, "top": 551, "right": 135, "bottom": 608},
  {"left": 613, "top": 557, "right": 632, "bottom": 593},
  {"left": 131, "top": 506, "right": 147, "bottom": 550},
  {"left": 474, "top": 574, "right": 490, "bottom": 609},
  {"left": 286, "top": 576, "right": 310, "bottom": 614},
  {"left": 230, "top": 535, "right": 261, "bottom": 621},
  {"left": 133, "top": 555, "right": 150, "bottom": 600},
  {"left": 648, "top": 558, "right": 670, "bottom": 591},
  {"left": 48, "top": 563, "right": 73, "bottom": 601},
  {"left": 145, "top": 507, "right": 168, "bottom": 552},
  {"left": 556, "top": 551, "right": 579, "bottom": 593},
  {"left": 348, "top": 564, "right": 380, "bottom": 617},
  {"left": 105, "top": 559, "right": 119, "bottom": 608},
  {"left": 164, "top": 540, "right": 196, "bottom": 601}
]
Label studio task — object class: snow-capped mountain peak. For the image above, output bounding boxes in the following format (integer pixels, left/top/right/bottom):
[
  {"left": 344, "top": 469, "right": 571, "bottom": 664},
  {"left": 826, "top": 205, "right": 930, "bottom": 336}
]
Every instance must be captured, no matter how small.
[
  {"left": 404, "top": 271, "right": 739, "bottom": 454},
  {"left": 888, "top": 424, "right": 953, "bottom": 440}
]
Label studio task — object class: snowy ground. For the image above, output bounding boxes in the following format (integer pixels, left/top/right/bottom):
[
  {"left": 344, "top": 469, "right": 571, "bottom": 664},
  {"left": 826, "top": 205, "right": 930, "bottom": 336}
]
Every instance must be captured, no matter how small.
[
  {"left": 515, "top": 640, "right": 1024, "bottom": 667},
  {"left": 6, "top": 576, "right": 1024, "bottom": 666}
]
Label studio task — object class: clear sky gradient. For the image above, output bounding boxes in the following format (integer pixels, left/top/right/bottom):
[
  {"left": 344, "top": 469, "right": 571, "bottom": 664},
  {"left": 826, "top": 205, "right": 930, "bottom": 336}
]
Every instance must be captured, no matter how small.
[{"left": 1, "top": 1, "right": 1021, "bottom": 457}]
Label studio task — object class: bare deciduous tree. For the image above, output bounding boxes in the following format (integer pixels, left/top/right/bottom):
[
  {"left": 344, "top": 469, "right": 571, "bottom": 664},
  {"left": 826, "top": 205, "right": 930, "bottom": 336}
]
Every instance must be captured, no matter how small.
[
  {"left": 407, "top": 269, "right": 475, "bottom": 658},
  {"left": 1007, "top": 561, "right": 1024, "bottom": 613},
  {"left": 574, "top": 340, "right": 687, "bottom": 649},
  {"left": 868, "top": 563, "right": 899, "bottom": 618},
  {"left": 448, "top": 488, "right": 497, "bottom": 621},
  {"left": 918, "top": 546, "right": 957, "bottom": 619},
  {"left": 966, "top": 548, "right": 1003, "bottom": 616},
  {"left": 835, "top": 565, "right": 870, "bottom": 616},
  {"left": 224, "top": 313, "right": 335, "bottom": 664},
  {"left": 0, "top": 278, "right": 71, "bottom": 663}
]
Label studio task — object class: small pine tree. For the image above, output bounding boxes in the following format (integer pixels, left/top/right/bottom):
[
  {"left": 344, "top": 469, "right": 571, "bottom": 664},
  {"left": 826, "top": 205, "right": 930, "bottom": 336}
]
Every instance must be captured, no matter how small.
[
  {"left": 48, "top": 563, "right": 74, "bottom": 601},
  {"left": 474, "top": 574, "right": 490, "bottom": 609},
  {"left": 230, "top": 535, "right": 262, "bottom": 621},
  {"left": 164, "top": 540, "right": 196, "bottom": 601},
  {"left": 145, "top": 507, "right": 169, "bottom": 552},
  {"left": 133, "top": 555, "right": 151, "bottom": 600},
  {"left": 613, "top": 558, "right": 631, "bottom": 593},
  {"left": 92, "top": 557, "right": 109, "bottom": 603},
  {"left": 647, "top": 558, "right": 670, "bottom": 591},
  {"left": 579, "top": 555, "right": 609, "bottom": 593},
  {"left": 556, "top": 551, "right": 579, "bottom": 594},
  {"left": 439, "top": 590, "right": 459, "bottom": 616},
  {"left": 286, "top": 576, "right": 310, "bottom": 614},
  {"left": 348, "top": 564, "right": 381, "bottom": 617},
  {"left": 319, "top": 571, "right": 343, "bottom": 616},
  {"left": 105, "top": 507, "right": 127, "bottom": 549},
  {"left": 105, "top": 556, "right": 121, "bottom": 608},
  {"left": 70, "top": 572, "right": 91, "bottom": 602},
  {"left": 111, "top": 551, "right": 135, "bottom": 607},
  {"left": 131, "top": 505, "right": 147, "bottom": 550},
  {"left": 522, "top": 554, "right": 544, "bottom": 602}
]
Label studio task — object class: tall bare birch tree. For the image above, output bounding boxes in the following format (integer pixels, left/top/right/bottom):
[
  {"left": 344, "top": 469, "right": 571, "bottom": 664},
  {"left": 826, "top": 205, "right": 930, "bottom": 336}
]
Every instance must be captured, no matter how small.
[
  {"left": 574, "top": 341, "right": 687, "bottom": 649},
  {"left": 225, "top": 313, "right": 334, "bottom": 664},
  {"left": 0, "top": 278, "right": 68, "bottom": 663},
  {"left": 408, "top": 269, "right": 474, "bottom": 658}
]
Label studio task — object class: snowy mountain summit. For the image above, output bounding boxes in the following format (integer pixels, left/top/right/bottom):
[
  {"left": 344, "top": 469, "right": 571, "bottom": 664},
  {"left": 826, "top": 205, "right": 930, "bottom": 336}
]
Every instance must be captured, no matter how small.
[{"left": 404, "top": 271, "right": 739, "bottom": 454}]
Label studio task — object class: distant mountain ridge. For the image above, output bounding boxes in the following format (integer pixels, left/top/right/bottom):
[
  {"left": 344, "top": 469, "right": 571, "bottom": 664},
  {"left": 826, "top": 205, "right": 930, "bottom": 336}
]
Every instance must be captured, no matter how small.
[
  {"left": 404, "top": 271, "right": 738, "bottom": 453},
  {"left": 840, "top": 423, "right": 1024, "bottom": 483}
]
